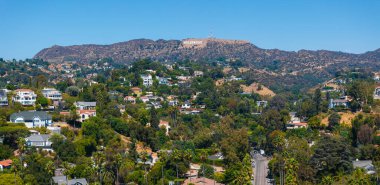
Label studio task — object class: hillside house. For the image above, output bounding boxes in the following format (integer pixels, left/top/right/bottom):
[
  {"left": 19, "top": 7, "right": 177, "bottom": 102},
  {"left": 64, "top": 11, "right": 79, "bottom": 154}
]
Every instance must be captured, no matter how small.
[
  {"left": 25, "top": 134, "right": 52, "bottom": 149},
  {"left": 256, "top": 100, "right": 268, "bottom": 107},
  {"left": 286, "top": 122, "right": 308, "bottom": 129},
  {"left": 52, "top": 175, "right": 88, "bottom": 185},
  {"left": 13, "top": 89, "right": 37, "bottom": 106},
  {"left": 10, "top": 111, "right": 52, "bottom": 128},
  {"left": 124, "top": 96, "right": 136, "bottom": 104},
  {"left": 131, "top": 87, "right": 142, "bottom": 96},
  {"left": 159, "top": 120, "right": 171, "bottom": 136},
  {"left": 352, "top": 160, "right": 376, "bottom": 175},
  {"left": 141, "top": 74, "right": 153, "bottom": 87},
  {"left": 329, "top": 98, "right": 349, "bottom": 109},
  {"left": 194, "top": 70, "right": 204, "bottom": 77},
  {"left": 157, "top": 76, "right": 169, "bottom": 85},
  {"left": 75, "top": 101, "right": 96, "bottom": 110},
  {"left": 76, "top": 109, "right": 96, "bottom": 122},
  {"left": 42, "top": 88, "right": 62, "bottom": 101},
  {"left": 181, "top": 101, "right": 191, "bottom": 109},
  {"left": 0, "top": 159, "right": 12, "bottom": 171}
]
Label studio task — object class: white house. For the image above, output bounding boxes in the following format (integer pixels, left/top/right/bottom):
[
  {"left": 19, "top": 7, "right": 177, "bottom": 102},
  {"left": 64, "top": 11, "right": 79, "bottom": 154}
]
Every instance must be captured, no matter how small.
[
  {"left": 193, "top": 71, "right": 204, "bottom": 77},
  {"left": 10, "top": 111, "right": 52, "bottom": 128},
  {"left": 13, "top": 89, "right": 37, "bottom": 106},
  {"left": 329, "top": 98, "right": 349, "bottom": 109},
  {"left": 42, "top": 88, "right": 62, "bottom": 101},
  {"left": 77, "top": 109, "right": 96, "bottom": 122},
  {"left": 157, "top": 77, "right": 169, "bottom": 85},
  {"left": 181, "top": 101, "right": 191, "bottom": 109},
  {"left": 25, "top": 134, "right": 52, "bottom": 149},
  {"left": 141, "top": 74, "right": 153, "bottom": 87}
]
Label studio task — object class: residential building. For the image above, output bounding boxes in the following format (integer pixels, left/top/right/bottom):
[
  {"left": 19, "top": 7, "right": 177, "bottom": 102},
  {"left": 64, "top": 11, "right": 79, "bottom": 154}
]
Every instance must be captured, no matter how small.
[
  {"left": 0, "top": 89, "right": 8, "bottom": 106},
  {"left": 10, "top": 111, "right": 52, "bottom": 128},
  {"left": 25, "top": 134, "right": 52, "bottom": 149},
  {"left": 329, "top": 97, "right": 349, "bottom": 109},
  {"left": 42, "top": 87, "right": 62, "bottom": 101},
  {"left": 352, "top": 160, "right": 376, "bottom": 175},
  {"left": 168, "top": 99, "right": 179, "bottom": 106},
  {"left": 208, "top": 152, "right": 224, "bottom": 160},
  {"left": 140, "top": 96, "right": 150, "bottom": 103},
  {"left": 181, "top": 101, "right": 191, "bottom": 109},
  {"left": 141, "top": 74, "right": 153, "bottom": 87},
  {"left": 256, "top": 100, "right": 268, "bottom": 107},
  {"left": 157, "top": 77, "right": 169, "bottom": 85},
  {"left": 52, "top": 175, "right": 88, "bottom": 185},
  {"left": 159, "top": 120, "right": 171, "bottom": 136},
  {"left": 286, "top": 122, "right": 308, "bottom": 129},
  {"left": 289, "top": 112, "right": 301, "bottom": 122},
  {"left": 124, "top": 96, "right": 136, "bottom": 104},
  {"left": 151, "top": 101, "right": 162, "bottom": 109},
  {"left": 77, "top": 109, "right": 96, "bottom": 122},
  {"left": 0, "top": 159, "right": 12, "bottom": 171},
  {"left": 47, "top": 126, "right": 61, "bottom": 134},
  {"left": 75, "top": 101, "right": 96, "bottom": 110},
  {"left": 286, "top": 112, "right": 308, "bottom": 129},
  {"left": 131, "top": 87, "right": 142, "bottom": 96},
  {"left": 194, "top": 70, "right": 204, "bottom": 77},
  {"left": 13, "top": 89, "right": 37, "bottom": 106}
]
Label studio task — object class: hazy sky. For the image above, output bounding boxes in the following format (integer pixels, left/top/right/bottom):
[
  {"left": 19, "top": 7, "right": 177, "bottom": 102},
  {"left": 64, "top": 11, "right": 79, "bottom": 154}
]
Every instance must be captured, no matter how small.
[{"left": 0, "top": 0, "right": 379, "bottom": 59}]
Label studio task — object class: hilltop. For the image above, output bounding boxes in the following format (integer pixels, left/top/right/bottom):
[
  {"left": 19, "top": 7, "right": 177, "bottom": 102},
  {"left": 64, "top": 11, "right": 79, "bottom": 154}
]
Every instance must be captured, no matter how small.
[{"left": 34, "top": 38, "right": 380, "bottom": 92}]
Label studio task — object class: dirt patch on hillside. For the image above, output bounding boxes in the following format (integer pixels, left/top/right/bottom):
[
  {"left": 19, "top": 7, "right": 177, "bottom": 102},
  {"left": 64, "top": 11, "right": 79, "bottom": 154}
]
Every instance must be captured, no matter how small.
[
  {"left": 223, "top": 67, "right": 232, "bottom": 74},
  {"left": 238, "top": 67, "right": 250, "bottom": 73},
  {"left": 241, "top": 83, "right": 275, "bottom": 97},
  {"left": 321, "top": 112, "right": 357, "bottom": 127}
]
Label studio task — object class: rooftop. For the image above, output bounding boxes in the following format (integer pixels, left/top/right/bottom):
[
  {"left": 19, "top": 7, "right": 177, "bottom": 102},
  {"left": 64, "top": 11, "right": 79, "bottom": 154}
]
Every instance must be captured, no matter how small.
[{"left": 10, "top": 111, "right": 52, "bottom": 121}]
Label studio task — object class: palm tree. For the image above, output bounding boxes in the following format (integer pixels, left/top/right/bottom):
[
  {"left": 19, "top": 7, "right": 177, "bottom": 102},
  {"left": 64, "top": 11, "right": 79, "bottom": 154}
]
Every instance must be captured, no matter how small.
[
  {"left": 93, "top": 151, "right": 105, "bottom": 184},
  {"left": 115, "top": 153, "right": 122, "bottom": 185},
  {"left": 45, "top": 160, "right": 55, "bottom": 177}
]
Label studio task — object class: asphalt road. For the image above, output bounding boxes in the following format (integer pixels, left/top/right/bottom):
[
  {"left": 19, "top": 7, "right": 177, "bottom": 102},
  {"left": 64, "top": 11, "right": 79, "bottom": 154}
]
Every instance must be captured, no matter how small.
[{"left": 252, "top": 153, "right": 269, "bottom": 185}]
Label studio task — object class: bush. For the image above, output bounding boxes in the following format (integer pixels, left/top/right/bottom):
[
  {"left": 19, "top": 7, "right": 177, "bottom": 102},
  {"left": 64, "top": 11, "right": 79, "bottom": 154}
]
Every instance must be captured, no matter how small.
[{"left": 362, "top": 105, "right": 371, "bottom": 113}]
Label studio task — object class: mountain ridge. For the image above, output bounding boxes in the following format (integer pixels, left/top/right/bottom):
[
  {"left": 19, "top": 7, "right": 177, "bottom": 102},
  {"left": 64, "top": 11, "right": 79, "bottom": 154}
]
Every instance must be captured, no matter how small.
[
  {"left": 33, "top": 38, "right": 380, "bottom": 92},
  {"left": 34, "top": 38, "right": 379, "bottom": 64}
]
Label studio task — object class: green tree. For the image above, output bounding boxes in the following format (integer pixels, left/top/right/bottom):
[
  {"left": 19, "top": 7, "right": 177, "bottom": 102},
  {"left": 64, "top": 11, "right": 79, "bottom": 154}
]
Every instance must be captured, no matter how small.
[
  {"left": 0, "top": 173, "right": 23, "bottom": 185},
  {"left": 0, "top": 144, "right": 12, "bottom": 159},
  {"left": 150, "top": 107, "right": 160, "bottom": 129},
  {"left": 310, "top": 136, "right": 353, "bottom": 181},
  {"left": 328, "top": 112, "right": 341, "bottom": 130},
  {"left": 313, "top": 88, "right": 322, "bottom": 113},
  {"left": 347, "top": 79, "right": 375, "bottom": 105}
]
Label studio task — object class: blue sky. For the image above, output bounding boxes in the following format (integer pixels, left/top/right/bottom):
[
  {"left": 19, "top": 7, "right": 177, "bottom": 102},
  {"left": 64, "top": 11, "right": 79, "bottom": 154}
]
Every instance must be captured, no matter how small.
[{"left": 0, "top": 0, "right": 379, "bottom": 59}]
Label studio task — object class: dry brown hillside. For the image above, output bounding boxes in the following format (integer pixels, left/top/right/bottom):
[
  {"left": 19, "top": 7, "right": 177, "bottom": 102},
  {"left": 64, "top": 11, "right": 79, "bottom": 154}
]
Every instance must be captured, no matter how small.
[{"left": 241, "top": 83, "right": 276, "bottom": 97}]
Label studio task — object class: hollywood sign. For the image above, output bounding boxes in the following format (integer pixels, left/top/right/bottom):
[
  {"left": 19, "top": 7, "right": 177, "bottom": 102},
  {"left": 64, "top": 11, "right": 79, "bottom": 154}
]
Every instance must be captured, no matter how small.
[{"left": 182, "top": 40, "right": 203, "bottom": 45}]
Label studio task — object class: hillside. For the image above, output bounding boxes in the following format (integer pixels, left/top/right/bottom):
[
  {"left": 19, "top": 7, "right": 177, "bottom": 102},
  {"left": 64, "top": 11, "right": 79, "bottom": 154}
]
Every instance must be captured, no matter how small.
[
  {"left": 241, "top": 83, "right": 276, "bottom": 97},
  {"left": 34, "top": 38, "right": 380, "bottom": 92}
]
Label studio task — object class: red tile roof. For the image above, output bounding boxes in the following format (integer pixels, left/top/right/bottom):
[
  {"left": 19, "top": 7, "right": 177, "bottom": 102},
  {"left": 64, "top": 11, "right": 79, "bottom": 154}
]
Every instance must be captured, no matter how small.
[{"left": 0, "top": 159, "right": 12, "bottom": 167}]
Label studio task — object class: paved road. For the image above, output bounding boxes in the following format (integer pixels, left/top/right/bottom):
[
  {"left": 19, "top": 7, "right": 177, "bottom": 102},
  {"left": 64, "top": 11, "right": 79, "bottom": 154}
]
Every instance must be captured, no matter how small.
[{"left": 252, "top": 153, "right": 269, "bottom": 185}]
